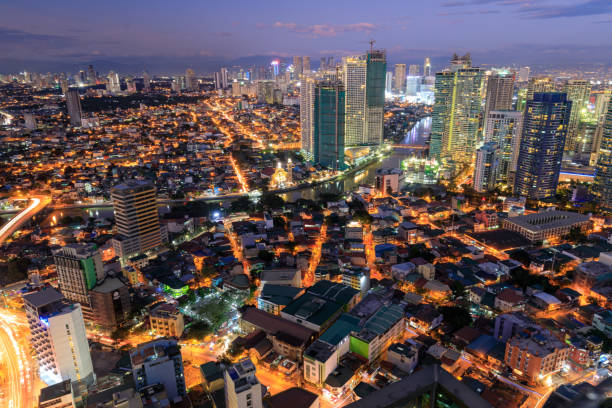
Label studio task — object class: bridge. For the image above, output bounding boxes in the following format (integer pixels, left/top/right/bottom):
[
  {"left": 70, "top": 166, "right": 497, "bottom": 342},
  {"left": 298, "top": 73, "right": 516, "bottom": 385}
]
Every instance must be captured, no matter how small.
[
  {"left": 0, "top": 196, "right": 51, "bottom": 244},
  {"left": 392, "top": 144, "right": 428, "bottom": 150}
]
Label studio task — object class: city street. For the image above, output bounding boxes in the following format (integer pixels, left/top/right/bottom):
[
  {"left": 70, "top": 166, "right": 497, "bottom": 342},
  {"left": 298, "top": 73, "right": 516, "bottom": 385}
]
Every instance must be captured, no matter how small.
[{"left": 0, "top": 195, "right": 50, "bottom": 244}]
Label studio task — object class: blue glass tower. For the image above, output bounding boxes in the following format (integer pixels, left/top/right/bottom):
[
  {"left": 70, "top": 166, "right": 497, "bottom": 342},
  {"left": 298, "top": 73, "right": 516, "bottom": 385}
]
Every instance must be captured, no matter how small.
[
  {"left": 314, "top": 81, "right": 346, "bottom": 171},
  {"left": 514, "top": 93, "right": 572, "bottom": 199}
]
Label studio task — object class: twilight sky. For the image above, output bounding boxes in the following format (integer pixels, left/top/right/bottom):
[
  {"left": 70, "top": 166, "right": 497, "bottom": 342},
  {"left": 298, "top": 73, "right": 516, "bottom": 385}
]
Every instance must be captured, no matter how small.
[{"left": 1, "top": 0, "right": 612, "bottom": 72}]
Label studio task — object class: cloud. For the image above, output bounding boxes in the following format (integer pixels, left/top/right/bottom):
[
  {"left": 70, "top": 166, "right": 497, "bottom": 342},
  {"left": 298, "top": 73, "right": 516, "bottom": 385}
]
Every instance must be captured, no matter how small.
[
  {"left": 271, "top": 21, "right": 380, "bottom": 38},
  {"left": 0, "top": 27, "right": 75, "bottom": 47},
  {"left": 440, "top": 0, "right": 612, "bottom": 19}
]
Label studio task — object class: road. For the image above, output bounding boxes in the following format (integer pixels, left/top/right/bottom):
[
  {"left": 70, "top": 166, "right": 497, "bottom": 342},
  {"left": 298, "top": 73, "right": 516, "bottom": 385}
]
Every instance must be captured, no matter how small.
[
  {"left": 0, "top": 196, "right": 50, "bottom": 244},
  {"left": 0, "top": 310, "right": 38, "bottom": 408}
]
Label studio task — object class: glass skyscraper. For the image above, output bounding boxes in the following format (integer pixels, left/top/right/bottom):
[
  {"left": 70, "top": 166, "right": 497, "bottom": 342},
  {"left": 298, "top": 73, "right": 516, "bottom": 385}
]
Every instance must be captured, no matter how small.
[
  {"left": 594, "top": 95, "right": 612, "bottom": 210},
  {"left": 429, "top": 54, "right": 484, "bottom": 174},
  {"left": 514, "top": 93, "right": 572, "bottom": 199},
  {"left": 343, "top": 50, "right": 386, "bottom": 147},
  {"left": 313, "top": 81, "right": 346, "bottom": 171}
]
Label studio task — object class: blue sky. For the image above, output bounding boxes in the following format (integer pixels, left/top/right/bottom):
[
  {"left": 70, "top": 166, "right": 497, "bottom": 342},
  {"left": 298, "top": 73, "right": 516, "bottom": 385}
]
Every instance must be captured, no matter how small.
[{"left": 1, "top": 0, "right": 611, "bottom": 70}]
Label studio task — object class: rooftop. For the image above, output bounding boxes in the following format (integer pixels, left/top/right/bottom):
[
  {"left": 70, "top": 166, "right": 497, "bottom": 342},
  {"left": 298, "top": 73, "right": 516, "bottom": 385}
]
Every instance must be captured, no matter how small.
[
  {"left": 281, "top": 293, "right": 343, "bottom": 328},
  {"left": 504, "top": 211, "right": 590, "bottom": 232},
  {"left": 39, "top": 380, "right": 72, "bottom": 403},
  {"left": 23, "top": 286, "right": 65, "bottom": 309}
]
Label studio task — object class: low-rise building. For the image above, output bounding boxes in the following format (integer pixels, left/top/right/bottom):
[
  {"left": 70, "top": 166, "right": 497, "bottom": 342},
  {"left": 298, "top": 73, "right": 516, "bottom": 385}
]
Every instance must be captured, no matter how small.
[
  {"left": 502, "top": 211, "right": 591, "bottom": 242},
  {"left": 257, "top": 284, "right": 303, "bottom": 315},
  {"left": 349, "top": 304, "right": 404, "bottom": 362},
  {"left": 149, "top": 303, "right": 185, "bottom": 338},
  {"left": 386, "top": 342, "right": 419, "bottom": 374},
  {"left": 38, "top": 380, "right": 75, "bottom": 408}
]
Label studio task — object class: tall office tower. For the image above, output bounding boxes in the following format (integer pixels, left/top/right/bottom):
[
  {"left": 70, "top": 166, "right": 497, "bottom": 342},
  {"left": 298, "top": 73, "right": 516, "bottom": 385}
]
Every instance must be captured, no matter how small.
[
  {"left": 107, "top": 71, "right": 121, "bottom": 94},
  {"left": 514, "top": 93, "right": 572, "bottom": 199},
  {"left": 125, "top": 76, "right": 137, "bottom": 93},
  {"left": 429, "top": 54, "right": 484, "bottom": 173},
  {"left": 130, "top": 339, "right": 186, "bottom": 401},
  {"left": 78, "top": 70, "right": 86, "bottom": 84},
  {"left": 293, "top": 56, "right": 303, "bottom": 76},
  {"left": 185, "top": 68, "right": 196, "bottom": 91},
  {"left": 221, "top": 67, "right": 229, "bottom": 88},
  {"left": 214, "top": 72, "right": 223, "bottom": 90},
  {"left": 327, "top": 56, "right": 334, "bottom": 69},
  {"left": 143, "top": 70, "right": 151, "bottom": 92},
  {"left": 87, "top": 64, "right": 96, "bottom": 84},
  {"left": 473, "top": 142, "right": 499, "bottom": 192},
  {"left": 592, "top": 91, "right": 611, "bottom": 164},
  {"left": 406, "top": 76, "right": 420, "bottom": 97},
  {"left": 313, "top": 80, "right": 346, "bottom": 170},
  {"left": 303, "top": 56, "right": 311, "bottom": 73},
  {"left": 562, "top": 79, "right": 591, "bottom": 153},
  {"left": 408, "top": 64, "right": 420, "bottom": 77},
  {"left": 53, "top": 243, "right": 105, "bottom": 320},
  {"left": 23, "top": 288, "right": 95, "bottom": 386},
  {"left": 526, "top": 77, "right": 554, "bottom": 100},
  {"left": 484, "top": 111, "right": 523, "bottom": 184},
  {"left": 300, "top": 75, "right": 316, "bottom": 160},
  {"left": 594, "top": 97, "right": 612, "bottom": 210},
  {"left": 319, "top": 56, "right": 326, "bottom": 71},
  {"left": 60, "top": 79, "right": 69, "bottom": 95},
  {"left": 224, "top": 358, "right": 263, "bottom": 408},
  {"left": 423, "top": 57, "right": 431, "bottom": 77},
  {"left": 110, "top": 180, "right": 166, "bottom": 262},
  {"left": 343, "top": 49, "right": 386, "bottom": 146},
  {"left": 484, "top": 70, "right": 515, "bottom": 121},
  {"left": 65, "top": 89, "right": 83, "bottom": 127},
  {"left": 385, "top": 71, "right": 393, "bottom": 94},
  {"left": 393, "top": 63, "right": 407, "bottom": 94},
  {"left": 518, "top": 66, "right": 530, "bottom": 82}
]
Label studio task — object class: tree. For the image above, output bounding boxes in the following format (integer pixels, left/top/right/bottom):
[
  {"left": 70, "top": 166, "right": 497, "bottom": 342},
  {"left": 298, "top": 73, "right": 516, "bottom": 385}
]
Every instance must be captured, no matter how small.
[
  {"left": 258, "top": 250, "right": 275, "bottom": 263},
  {"left": 509, "top": 249, "right": 531, "bottom": 267},
  {"left": 449, "top": 281, "right": 466, "bottom": 299},
  {"left": 439, "top": 306, "right": 472, "bottom": 329},
  {"left": 353, "top": 209, "right": 372, "bottom": 225},
  {"left": 565, "top": 227, "right": 588, "bottom": 244},
  {"left": 261, "top": 193, "right": 284, "bottom": 210},
  {"left": 230, "top": 196, "right": 252, "bottom": 213}
]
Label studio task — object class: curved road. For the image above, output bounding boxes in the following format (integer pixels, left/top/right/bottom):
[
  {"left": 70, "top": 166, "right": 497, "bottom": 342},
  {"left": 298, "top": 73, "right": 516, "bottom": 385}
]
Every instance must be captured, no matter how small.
[{"left": 0, "top": 196, "right": 50, "bottom": 244}]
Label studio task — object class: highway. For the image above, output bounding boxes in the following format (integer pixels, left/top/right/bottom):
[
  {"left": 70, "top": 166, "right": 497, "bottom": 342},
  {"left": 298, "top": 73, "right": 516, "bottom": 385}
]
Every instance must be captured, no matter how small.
[
  {"left": 0, "top": 196, "right": 50, "bottom": 244},
  {"left": 0, "top": 310, "right": 38, "bottom": 408}
]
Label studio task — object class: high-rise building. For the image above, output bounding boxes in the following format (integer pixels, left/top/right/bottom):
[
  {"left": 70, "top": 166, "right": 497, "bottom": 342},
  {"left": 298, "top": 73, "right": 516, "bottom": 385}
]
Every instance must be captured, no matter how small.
[
  {"left": 408, "top": 64, "right": 420, "bottom": 77},
  {"left": 518, "top": 66, "right": 530, "bottom": 82},
  {"left": 224, "top": 358, "right": 263, "bottom": 408},
  {"left": 110, "top": 180, "right": 167, "bottom": 262},
  {"left": 526, "top": 77, "right": 554, "bottom": 101},
  {"left": 562, "top": 79, "right": 591, "bottom": 153},
  {"left": 130, "top": 338, "right": 186, "bottom": 401},
  {"left": 23, "top": 287, "right": 94, "bottom": 386},
  {"left": 484, "top": 110, "right": 523, "bottom": 184},
  {"left": 514, "top": 93, "right": 572, "bottom": 199},
  {"left": 393, "top": 63, "right": 406, "bottom": 94},
  {"left": 185, "top": 68, "right": 196, "bottom": 91},
  {"left": 142, "top": 70, "right": 151, "bottom": 92},
  {"left": 429, "top": 54, "right": 484, "bottom": 173},
  {"left": 87, "top": 64, "right": 96, "bottom": 84},
  {"left": 313, "top": 81, "right": 345, "bottom": 170},
  {"left": 300, "top": 75, "right": 316, "bottom": 160},
  {"left": 53, "top": 243, "right": 105, "bottom": 320},
  {"left": 423, "top": 57, "right": 431, "bottom": 77},
  {"left": 343, "top": 49, "right": 386, "bottom": 147},
  {"left": 385, "top": 71, "right": 393, "bottom": 94},
  {"left": 303, "top": 56, "right": 311, "bottom": 73},
  {"left": 107, "top": 71, "right": 121, "bottom": 94},
  {"left": 484, "top": 70, "right": 515, "bottom": 121},
  {"left": 473, "top": 142, "right": 499, "bottom": 192},
  {"left": 221, "top": 67, "right": 229, "bottom": 88},
  {"left": 293, "top": 56, "right": 303, "bottom": 77},
  {"left": 38, "top": 381, "right": 75, "bottom": 408},
  {"left": 346, "top": 365, "right": 492, "bottom": 408},
  {"left": 594, "top": 95, "right": 612, "bottom": 210},
  {"left": 592, "top": 91, "right": 611, "bottom": 164},
  {"left": 65, "top": 89, "right": 83, "bottom": 127},
  {"left": 406, "top": 76, "right": 420, "bottom": 97}
]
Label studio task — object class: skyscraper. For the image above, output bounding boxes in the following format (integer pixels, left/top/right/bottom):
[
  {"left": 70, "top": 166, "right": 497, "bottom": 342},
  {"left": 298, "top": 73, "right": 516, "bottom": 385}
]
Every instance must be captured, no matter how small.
[
  {"left": 23, "top": 287, "right": 94, "bottom": 386},
  {"left": 130, "top": 339, "right": 186, "bottom": 400},
  {"left": 484, "top": 110, "right": 523, "bottom": 184},
  {"left": 484, "top": 70, "right": 515, "bottom": 121},
  {"left": 300, "top": 75, "right": 316, "bottom": 160},
  {"left": 526, "top": 77, "right": 554, "bottom": 100},
  {"left": 343, "top": 49, "right": 386, "bottom": 147},
  {"left": 142, "top": 70, "right": 151, "bottom": 92},
  {"left": 592, "top": 90, "right": 611, "bottom": 164},
  {"left": 224, "top": 358, "right": 264, "bottom": 408},
  {"left": 562, "top": 79, "right": 591, "bottom": 153},
  {"left": 53, "top": 243, "right": 105, "bottom": 321},
  {"left": 594, "top": 95, "right": 612, "bottom": 210},
  {"left": 87, "top": 64, "right": 96, "bottom": 85},
  {"left": 65, "top": 89, "right": 83, "bottom": 127},
  {"left": 393, "top": 63, "right": 406, "bottom": 94},
  {"left": 518, "top": 66, "right": 530, "bottom": 82},
  {"left": 313, "top": 80, "right": 346, "bottom": 171},
  {"left": 423, "top": 57, "right": 432, "bottom": 77},
  {"left": 303, "top": 56, "right": 311, "bottom": 73},
  {"left": 514, "top": 93, "right": 572, "bottom": 199},
  {"left": 221, "top": 67, "right": 229, "bottom": 88},
  {"left": 473, "top": 142, "right": 499, "bottom": 192},
  {"left": 111, "top": 180, "right": 167, "bottom": 262},
  {"left": 385, "top": 71, "right": 393, "bottom": 94},
  {"left": 429, "top": 54, "right": 484, "bottom": 173},
  {"left": 293, "top": 56, "right": 303, "bottom": 77},
  {"left": 408, "top": 64, "right": 420, "bottom": 77},
  {"left": 107, "top": 71, "right": 121, "bottom": 94},
  {"left": 185, "top": 68, "right": 196, "bottom": 91}
]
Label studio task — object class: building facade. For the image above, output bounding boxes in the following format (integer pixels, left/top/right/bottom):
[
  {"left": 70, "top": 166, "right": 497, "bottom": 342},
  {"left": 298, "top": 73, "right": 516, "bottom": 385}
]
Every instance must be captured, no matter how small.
[
  {"left": 594, "top": 96, "right": 612, "bottom": 210},
  {"left": 514, "top": 93, "right": 572, "bottom": 199},
  {"left": 224, "top": 358, "right": 263, "bottom": 408},
  {"left": 313, "top": 81, "right": 346, "bottom": 170},
  {"left": 473, "top": 142, "right": 499, "bottom": 192}
]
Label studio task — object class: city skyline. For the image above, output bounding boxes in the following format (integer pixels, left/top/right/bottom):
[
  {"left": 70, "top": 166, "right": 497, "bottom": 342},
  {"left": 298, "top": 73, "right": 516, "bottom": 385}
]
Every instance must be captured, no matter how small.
[{"left": 2, "top": 0, "right": 612, "bottom": 73}]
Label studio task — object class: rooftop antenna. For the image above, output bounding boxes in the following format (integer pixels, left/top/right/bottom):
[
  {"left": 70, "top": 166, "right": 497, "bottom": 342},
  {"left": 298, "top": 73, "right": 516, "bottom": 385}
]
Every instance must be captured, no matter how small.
[{"left": 369, "top": 39, "right": 375, "bottom": 54}]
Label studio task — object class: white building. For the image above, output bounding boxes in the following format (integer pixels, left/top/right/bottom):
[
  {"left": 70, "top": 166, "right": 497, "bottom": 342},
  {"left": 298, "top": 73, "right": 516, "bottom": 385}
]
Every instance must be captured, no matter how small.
[
  {"left": 484, "top": 110, "right": 523, "bottom": 183},
  {"left": 23, "top": 288, "right": 94, "bottom": 386},
  {"left": 300, "top": 75, "right": 316, "bottom": 160},
  {"left": 473, "top": 142, "right": 498, "bottom": 192},
  {"left": 224, "top": 358, "right": 263, "bottom": 408}
]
